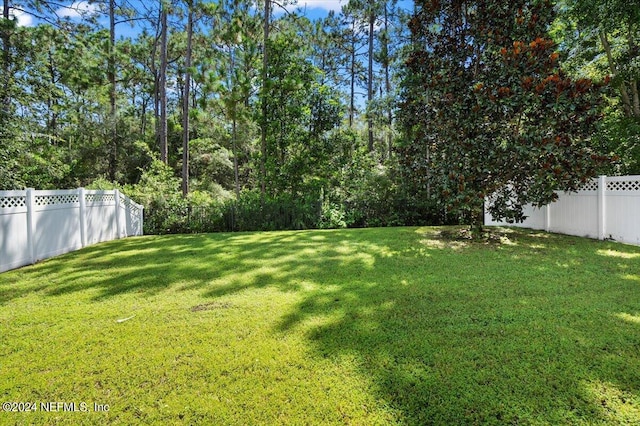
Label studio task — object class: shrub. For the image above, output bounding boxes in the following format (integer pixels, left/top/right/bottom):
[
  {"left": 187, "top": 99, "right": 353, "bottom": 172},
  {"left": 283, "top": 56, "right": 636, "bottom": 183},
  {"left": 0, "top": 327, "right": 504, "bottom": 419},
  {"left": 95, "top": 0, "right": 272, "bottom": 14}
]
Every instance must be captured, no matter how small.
[{"left": 318, "top": 202, "right": 347, "bottom": 229}]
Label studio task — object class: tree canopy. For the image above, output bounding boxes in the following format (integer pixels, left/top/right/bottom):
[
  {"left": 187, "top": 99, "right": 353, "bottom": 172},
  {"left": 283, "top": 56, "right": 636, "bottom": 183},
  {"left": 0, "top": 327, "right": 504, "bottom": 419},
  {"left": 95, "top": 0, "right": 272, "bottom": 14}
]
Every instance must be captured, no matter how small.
[
  {"left": 0, "top": 0, "right": 631, "bottom": 233},
  {"left": 399, "top": 0, "right": 608, "bottom": 231}
]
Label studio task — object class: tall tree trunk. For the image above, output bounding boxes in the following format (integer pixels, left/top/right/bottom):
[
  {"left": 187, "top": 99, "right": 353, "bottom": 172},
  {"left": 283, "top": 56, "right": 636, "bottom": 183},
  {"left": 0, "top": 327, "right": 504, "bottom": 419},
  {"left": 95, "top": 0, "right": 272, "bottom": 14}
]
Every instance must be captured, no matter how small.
[
  {"left": 260, "top": 0, "right": 270, "bottom": 200},
  {"left": 631, "top": 80, "right": 640, "bottom": 117},
  {"left": 230, "top": 50, "right": 240, "bottom": 198},
  {"left": 159, "top": 2, "right": 168, "bottom": 164},
  {"left": 349, "top": 26, "right": 355, "bottom": 128},
  {"left": 1, "top": 0, "right": 12, "bottom": 120},
  {"left": 367, "top": 3, "right": 374, "bottom": 153},
  {"left": 470, "top": 205, "right": 484, "bottom": 238},
  {"left": 108, "top": 0, "right": 118, "bottom": 181},
  {"left": 628, "top": 24, "right": 640, "bottom": 117},
  {"left": 154, "top": 71, "right": 160, "bottom": 151},
  {"left": 181, "top": 3, "right": 193, "bottom": 197},
  {"left": 141, "top": 97, "right": 147, "bottom": 136},
  {"left": 600, "top": 31, "right": 634, "bottom": 118},
  {"left": 232, "top": 115, "right": 240, "bottom": 197},
  {"left": 150, "top": 11, "right": 160, "bottom": 158},
  {"left": 384, "top": 3, "right": 392, "bottom": 159},
  {"left": 47, "top": 49, "right": 58, "bottom": 135}
]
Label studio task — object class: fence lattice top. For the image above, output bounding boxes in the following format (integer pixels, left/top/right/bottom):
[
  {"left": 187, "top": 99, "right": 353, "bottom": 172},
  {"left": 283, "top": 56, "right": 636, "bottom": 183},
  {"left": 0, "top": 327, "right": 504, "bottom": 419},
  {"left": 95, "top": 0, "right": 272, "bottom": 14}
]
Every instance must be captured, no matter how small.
[
  {"left": 1, "top": 189, "right": 144, "bottom": 211},
  {"left": 580, "top": 181, "right": 599, "bottom": 191},
  {"left": 607, "top": 180, "right": 640, "bottom": 192},
  {"left": 577, "top": 176, "right": 640, "bottom": 193},
  {"left": 86, "top": 193, "right": 116, "bottom": 203},
  {"left": 0, "top": 196, "right": 26, "bottom": 209},
  {"left": 34, "top": 194, "right": 79, "bottom": 206}
]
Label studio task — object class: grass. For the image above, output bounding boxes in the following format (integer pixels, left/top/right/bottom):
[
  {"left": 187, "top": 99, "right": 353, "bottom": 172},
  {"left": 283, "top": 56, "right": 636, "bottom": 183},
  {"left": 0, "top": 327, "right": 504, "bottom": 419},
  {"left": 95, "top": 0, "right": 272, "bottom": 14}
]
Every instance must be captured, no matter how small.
[{"left": 1, "top": 226, "right": 640, "bottom": 425}]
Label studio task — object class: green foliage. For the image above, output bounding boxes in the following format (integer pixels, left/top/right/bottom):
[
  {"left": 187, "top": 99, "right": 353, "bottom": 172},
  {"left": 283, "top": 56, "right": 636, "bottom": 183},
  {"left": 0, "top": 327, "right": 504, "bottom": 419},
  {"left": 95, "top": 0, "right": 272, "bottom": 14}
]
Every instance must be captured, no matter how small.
[
  {"left": 400, "top": 0, "right": 608, "bottom": 230},
  {"left": 593, "top": 114, "right": 640, "bottom": 175},
  {"left": 226, "top": 190, "right": 322, "bottom": 232},
  {"left": 259, "top": 25, "right": 345, "bottom": 197},
  {"left": 0, "top": 129, "right": 22, "bottom": 190},
  {"left": 339, "top": 155, "right": 401, "bottom": 227},
  {"left": 140, "top": 187, "right": 322, "bottom": 235},
  {"left": 0, "top": 0, "right": 411, "bottom": 228},
  {"left": 12, "top": 0, "right": 634, "bottom": 235},
  {"left": 85, "top": 177, "right": 121, "bottom": 190},
  {"left": 318, "top": 202, "right": 348, "bottom": 229},
  {"left": 8, "top": 135, "right": 71, "bottom": 189},
  {"left": 554, "top": 0, "right": 640, "bottom": 171},
  {"left": 118, "top": 160, "right": 186, "bottom": 234},
  {"left": 319, "top": 147, "right": 441, "bottom": 228},
  {"left": 189, "top": 137, "right": 235, "bottom": 189}
]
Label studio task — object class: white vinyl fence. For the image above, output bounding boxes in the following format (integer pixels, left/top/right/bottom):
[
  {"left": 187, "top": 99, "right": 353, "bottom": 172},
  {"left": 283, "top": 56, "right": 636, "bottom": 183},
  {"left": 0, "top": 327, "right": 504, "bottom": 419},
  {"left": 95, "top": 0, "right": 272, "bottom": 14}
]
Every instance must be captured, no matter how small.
[
  {"left": 485, "top": 175, "right": 640, "bottom": 246},
  {"left": 0, "top": 188, "right": 143, "bottom": 273}
]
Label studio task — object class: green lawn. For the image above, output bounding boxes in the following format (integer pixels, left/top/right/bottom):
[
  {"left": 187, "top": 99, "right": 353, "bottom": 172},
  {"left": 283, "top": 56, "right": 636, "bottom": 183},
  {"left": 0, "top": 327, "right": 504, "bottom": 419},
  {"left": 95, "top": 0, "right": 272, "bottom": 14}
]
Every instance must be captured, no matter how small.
[{"left": 1, "top": 227, "right": 640, "bottom": 425}]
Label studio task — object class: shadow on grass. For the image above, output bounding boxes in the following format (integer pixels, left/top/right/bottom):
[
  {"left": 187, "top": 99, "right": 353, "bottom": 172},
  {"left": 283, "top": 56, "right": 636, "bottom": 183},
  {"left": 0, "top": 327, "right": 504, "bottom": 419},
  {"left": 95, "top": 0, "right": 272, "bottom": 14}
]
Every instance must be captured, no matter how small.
[{"left": 3, "top": 226, "right": 640, "bottom": 423}]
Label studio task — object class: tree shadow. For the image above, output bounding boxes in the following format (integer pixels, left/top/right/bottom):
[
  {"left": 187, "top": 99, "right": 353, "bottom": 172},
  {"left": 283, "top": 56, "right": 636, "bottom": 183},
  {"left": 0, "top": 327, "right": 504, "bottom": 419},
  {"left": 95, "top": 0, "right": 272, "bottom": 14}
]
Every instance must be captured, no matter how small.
[
  {"left": 2, "top": 226, "right": 640, "bottom": 423},
  {"left": 270, "top": 228, "right": 640, "bottom": 424},
  {"left": 0, "top": 229, "right": 377, "bottom": 303}
]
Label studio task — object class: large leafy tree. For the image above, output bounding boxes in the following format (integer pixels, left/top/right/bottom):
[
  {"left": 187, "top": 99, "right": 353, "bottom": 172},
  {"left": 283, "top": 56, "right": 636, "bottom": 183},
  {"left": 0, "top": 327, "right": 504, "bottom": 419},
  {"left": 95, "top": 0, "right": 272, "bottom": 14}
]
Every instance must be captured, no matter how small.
[{"left": 400, "top": 0, "right": 607, "bottom": 232}]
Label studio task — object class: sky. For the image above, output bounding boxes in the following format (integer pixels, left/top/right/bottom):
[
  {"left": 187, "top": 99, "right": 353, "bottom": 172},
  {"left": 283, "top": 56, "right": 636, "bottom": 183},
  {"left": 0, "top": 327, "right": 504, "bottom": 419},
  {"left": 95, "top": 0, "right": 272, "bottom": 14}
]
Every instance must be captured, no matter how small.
[
  {"left": 10, "top": 1, "right": 99, "bottom": 27},
  {"left": 9, "top": 0, "right": 345, "bottom": 28},
  {"left": 10, "top": 0, "right": 413, "bottom": 34}
]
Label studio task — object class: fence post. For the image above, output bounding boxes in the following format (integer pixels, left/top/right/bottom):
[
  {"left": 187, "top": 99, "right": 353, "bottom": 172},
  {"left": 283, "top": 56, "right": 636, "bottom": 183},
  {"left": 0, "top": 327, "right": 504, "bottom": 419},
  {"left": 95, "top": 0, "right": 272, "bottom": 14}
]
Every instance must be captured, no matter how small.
[
  {"left": 544, "top": 203, "right": 551, "bottom": 233},
  {"left": 598, "top": 175, "right": 606, "bottom": 240},
  {"left": 138, "top": 202, "right": 144, "bottom": 236},
  {"left": 114, "top": 189, "right": 122, "bottom": 239},
  {"left": 25, "top": 188, "right": 35, "bottom": 264},
  {"left": 78, "top": 188, "right": 87, "bottom": 247}
]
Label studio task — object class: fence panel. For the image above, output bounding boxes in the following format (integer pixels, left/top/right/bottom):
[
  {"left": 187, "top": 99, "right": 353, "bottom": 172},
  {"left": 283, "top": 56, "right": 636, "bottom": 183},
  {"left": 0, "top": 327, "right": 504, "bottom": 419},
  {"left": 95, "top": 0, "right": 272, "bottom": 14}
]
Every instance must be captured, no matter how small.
[
  {"left": 0, "top": 188, "right": 143, "bottom": 273},
  {"left": 32, "top": 190, "right": 83, "bottom": 261},
  {"left": 548, "top": 190, "right": 599, "bottom": 239},
  {"left": 0, "top": 191, "right": 30, "bottom": 272},
  {"left": 605, "top": 176, "right": 640, "bottom": 245},
  {"left": 485, "top": 175, "right": 640, "bottom": 246},
  {"left": 485, "top": 203, "right": 548, "bottom": 229},
  {"left": 120, "top": 193, "right": 144, "bottom": 237},
  {"left": 85, "top": 191, "right": 117, "bottom": 245}
]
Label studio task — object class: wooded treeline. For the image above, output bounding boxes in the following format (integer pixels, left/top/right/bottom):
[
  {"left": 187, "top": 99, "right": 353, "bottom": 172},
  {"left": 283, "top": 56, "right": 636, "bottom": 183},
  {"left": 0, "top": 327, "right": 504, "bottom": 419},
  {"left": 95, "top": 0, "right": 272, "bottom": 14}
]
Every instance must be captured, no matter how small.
[{"left": 0, "top": 0, "right": 638, "bottom": 233}]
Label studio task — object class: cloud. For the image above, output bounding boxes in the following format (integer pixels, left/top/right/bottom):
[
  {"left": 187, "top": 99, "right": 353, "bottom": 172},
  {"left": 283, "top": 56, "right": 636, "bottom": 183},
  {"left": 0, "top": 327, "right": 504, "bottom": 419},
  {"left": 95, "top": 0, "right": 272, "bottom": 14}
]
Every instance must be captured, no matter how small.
[
  {"left": 9, "top": 8, "right": 33, "bottom": 27},
  {"left": 270, "top": 0, "right": 344, "bottom": 15},
  {"left": 57, "top": 1, "right": 101, "bottom": 19},
  {"left": 296, "top": 0, "right": 344, "bottom": 12}
]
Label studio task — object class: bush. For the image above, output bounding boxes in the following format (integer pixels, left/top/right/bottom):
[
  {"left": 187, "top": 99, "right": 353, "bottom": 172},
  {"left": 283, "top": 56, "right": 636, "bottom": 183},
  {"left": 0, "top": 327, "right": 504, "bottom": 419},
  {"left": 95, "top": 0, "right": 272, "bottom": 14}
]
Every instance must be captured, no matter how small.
[
  {"left": 141, "top": 189, "right": 323, "bottom": 235},
  {"left": 318, "top": 202, "right": 347, "bottom": 229},
  {"left": 97, "top": 155, "right": 456, "bottom": 235},
  {"left": 224, "top": 191, "right": 322, "bottom": 232}
]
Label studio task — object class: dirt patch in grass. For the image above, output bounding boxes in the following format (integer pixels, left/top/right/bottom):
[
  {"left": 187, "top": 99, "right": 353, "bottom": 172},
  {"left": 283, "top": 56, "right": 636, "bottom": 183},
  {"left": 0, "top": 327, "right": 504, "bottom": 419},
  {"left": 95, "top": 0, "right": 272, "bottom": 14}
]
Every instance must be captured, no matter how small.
[
  {"left": 421, "top": 227, "right": 514, "bottom": 250},
  {"left": 190, "top": 301, "right": 234, "bottom": 312},
  {"left": 438, "top": 227, "right": 508, "bottom": 243}
]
